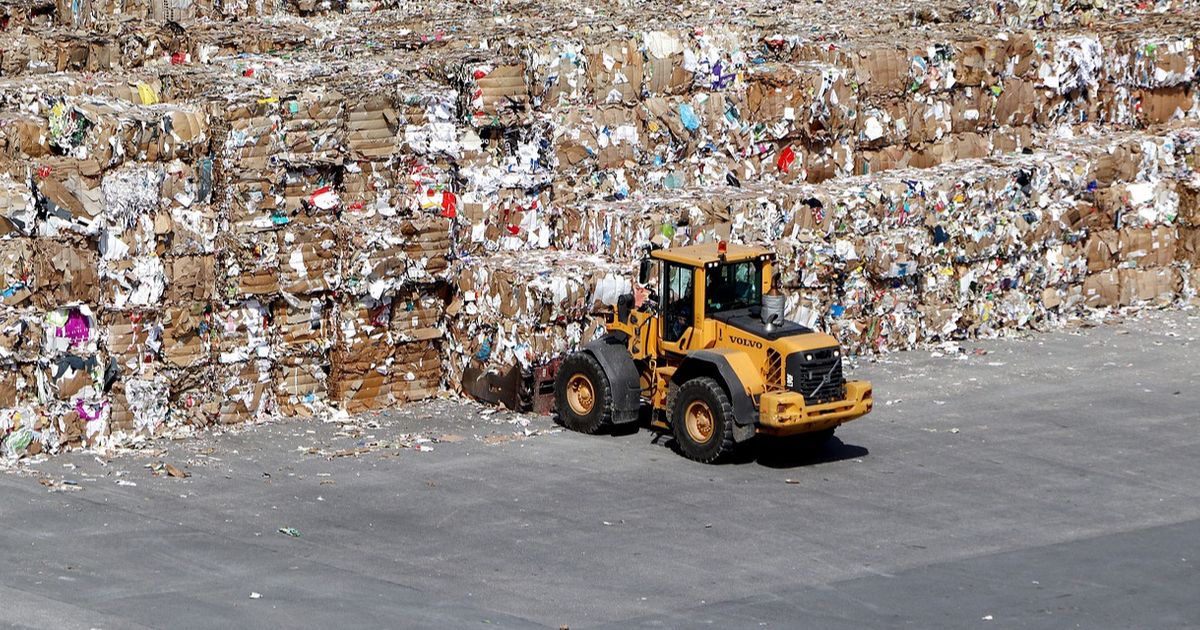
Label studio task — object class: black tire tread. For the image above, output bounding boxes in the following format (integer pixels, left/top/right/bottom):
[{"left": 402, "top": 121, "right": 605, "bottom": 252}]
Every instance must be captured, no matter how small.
[
  {"left": 670, "top": 377, "right": 736, "bottom": 464},
  {"left": 554, "top": 352, "right": 611, "bottom": 434}
]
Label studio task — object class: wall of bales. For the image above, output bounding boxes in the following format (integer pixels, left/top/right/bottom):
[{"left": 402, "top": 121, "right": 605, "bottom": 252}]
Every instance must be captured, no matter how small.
[{"left": 0, "top": 0, "right": 1198, "bottom": 457}]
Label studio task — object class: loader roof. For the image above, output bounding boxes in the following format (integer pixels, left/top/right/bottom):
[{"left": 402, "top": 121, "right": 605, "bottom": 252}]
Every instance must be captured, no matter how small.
[{"left": 650, "top": 242, "right": 773, "bottom": 266}]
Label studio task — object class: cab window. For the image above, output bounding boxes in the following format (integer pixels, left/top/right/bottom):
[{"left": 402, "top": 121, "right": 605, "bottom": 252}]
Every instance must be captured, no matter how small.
[
  {"left": 662, "top": 263, "right": 694, "bottom": 342},
  {"left": 705, "top": 260, "right": 761, "bottom": 315}
]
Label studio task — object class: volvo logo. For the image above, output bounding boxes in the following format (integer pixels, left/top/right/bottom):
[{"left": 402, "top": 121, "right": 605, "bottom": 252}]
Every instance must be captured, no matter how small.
[{"left": 729, "top": 336, "right": 763, "bottom": 349}]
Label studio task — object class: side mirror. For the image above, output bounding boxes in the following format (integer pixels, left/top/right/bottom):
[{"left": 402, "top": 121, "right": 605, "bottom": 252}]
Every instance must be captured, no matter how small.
[{"left": 638, "top": 258, "right": 652, "bottom": 285}]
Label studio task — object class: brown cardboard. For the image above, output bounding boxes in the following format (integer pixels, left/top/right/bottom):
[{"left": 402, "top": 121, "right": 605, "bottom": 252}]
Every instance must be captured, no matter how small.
[
  {"left": 236, "top": 267, "right": 279, "bottom": 297},
  {"left": 642, "top": 32, "right": 692, "bottom": 96},
  {"left": 278, "top": 226, "right": 337, "bottom": 295},
  {"left": 162, "top": 305, "right": 209, "bottom": 368},
  {"left": 1082, "top": 269, "right": 1120, "bottom": 307},
  {"left": 1085, "top": 229, "right": 1121, "bottom": 273},
  {"left": 390, "top": 287, "right": 445, "bottom": 342},
  {"left": 392, "top": 340, "right": 442, "bottom": 403},
  {"left": 32, "top": 241, "right": 100, "bottom": 307},
  {"left": 168, "top": 255, "right": 216, "bottom": 302},
  {"left": 1179, "top": 182, "right": 1199, "bottom": 226},
  {"left": 854, "top": 46, "right": 909, "bottom": 97},
  {"left": 218, "top": 360, "right": 272, "bottom": 425},
  {"left": 1177, "top": 226, "right": 1200, "bottom": 265},
  {"left": 0, "top": 363, "right": 34, "bottom": 407},
  {"left": 273, "top": 297, "right": 331, "bottom": 356},
  {"left": 586, "top": 39, "right": 642, "bottom": 105},
  {"left": 103, "top": 311, "right": 156, "bottom": 369},
  {"left": 1138, "top": 87, "right": 1194, "bottom": 125},
  {"left": 1119, "top": 267, "right": 1181, "bottom": 305}
]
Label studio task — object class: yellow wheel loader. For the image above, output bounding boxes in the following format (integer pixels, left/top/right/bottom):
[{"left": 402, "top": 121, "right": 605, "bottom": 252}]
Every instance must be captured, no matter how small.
[{"left": 554, "top": 241, "right": 874, "bottom": 463}]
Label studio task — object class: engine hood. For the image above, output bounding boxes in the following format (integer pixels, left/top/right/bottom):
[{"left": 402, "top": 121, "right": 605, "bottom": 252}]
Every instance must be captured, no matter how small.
[{"left": 709, "top": 308, "right": 816, "bottom": 342}]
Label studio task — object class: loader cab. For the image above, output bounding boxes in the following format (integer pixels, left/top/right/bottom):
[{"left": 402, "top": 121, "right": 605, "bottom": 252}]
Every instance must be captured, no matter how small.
[{"left": 647, "top": 241, "right": 775, "bottom": 356}]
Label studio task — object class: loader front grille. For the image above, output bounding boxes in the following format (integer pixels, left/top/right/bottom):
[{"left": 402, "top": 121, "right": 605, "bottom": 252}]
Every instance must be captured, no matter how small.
[
  {"left": 785, "top": 348, "right": 845, "bottom": 405},
  {"left": 765, "top": 349, "right": 783, "bottom": 388}
]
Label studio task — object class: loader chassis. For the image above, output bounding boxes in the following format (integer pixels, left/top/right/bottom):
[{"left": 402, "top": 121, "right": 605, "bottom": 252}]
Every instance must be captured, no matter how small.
[{"left": 554, "top": 242, "right": 873, "bottom": 462}]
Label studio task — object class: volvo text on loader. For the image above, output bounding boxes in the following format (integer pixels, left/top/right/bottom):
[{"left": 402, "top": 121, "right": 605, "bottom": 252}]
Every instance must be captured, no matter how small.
[{"left": 553, "top": 241, "right": 874, "bottom": 463}]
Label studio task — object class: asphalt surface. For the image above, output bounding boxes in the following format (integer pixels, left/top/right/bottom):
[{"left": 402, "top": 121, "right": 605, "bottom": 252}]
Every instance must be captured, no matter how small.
[{"left": 2, "top": 309, "right": 1199, "bottom": 629}]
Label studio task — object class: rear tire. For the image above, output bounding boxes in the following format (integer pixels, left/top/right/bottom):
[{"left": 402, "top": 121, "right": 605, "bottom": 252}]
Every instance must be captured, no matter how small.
[
  {"left": 670, "top": 377, "right": 736, "bottom": 463},
  {"left": 554, "top": 352, "right": 611, "bottom": 434}
]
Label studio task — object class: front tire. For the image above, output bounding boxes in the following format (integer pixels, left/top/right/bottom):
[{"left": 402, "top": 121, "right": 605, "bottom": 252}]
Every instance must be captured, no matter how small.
[
  {"left": 670, "top": 377, "right": 736, "bottom": 463},
  {"left": 554, "top": 352, "right": 611, "bottom": 434}
]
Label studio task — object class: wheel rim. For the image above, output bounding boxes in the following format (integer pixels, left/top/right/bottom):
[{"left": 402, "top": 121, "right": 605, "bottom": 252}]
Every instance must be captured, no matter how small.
[
  {"left": 566, "top": 373, "right": 595, "bottom": 416},
  {"left": 685, "top": 400, "right": 715, "bottom": 444}
]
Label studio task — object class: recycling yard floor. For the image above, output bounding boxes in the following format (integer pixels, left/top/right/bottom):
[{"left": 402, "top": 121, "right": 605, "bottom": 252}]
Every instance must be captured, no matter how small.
[{"left": 2, "top": 310, "right": 1200, "bottom": 629}]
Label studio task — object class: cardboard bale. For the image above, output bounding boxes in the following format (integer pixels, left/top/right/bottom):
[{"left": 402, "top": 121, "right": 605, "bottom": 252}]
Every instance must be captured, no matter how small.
[
  {"left": 31, "top": 159, "right": 104, "bottom": 238},
  {"left": 0, "top": 362, "right": 36, "bottom": 408},
  {"left": 100, "top": 255, "right": 165, "bottom": 309},
  {"left": 0, "top": 308, "right": 42, "bottom": 364},
  {"left": 329, "top": 296, "right": 394, "bottom": 411},
  {"left": 444, "top": 54, "right": 530, "bottom": 128},
  {"left": 223, "top": 166, "right": 284, "bottom": 233},
  {"left": 272, "top": 296, "right": 332, "bottom": 357},
  {"left": 217, "top": 359, "right": 274, "bottom": 424},
  {"left": 38, "top": 351, "right": 103, "bottom": 402},
  {"left": 1119, "top": 267, "right": 1182, "bottom": 305},
  {"left": 161, "top": 303, "right": 210, "bottom": 368},
  {"left": 220, "top": 227, "right": 280, "bottom": 299},
  {"left": 278, "top": 224, "right": 339, "bottom": 295},
  {"left": 163, "top": 365, "right": 219, "bottom": 428},
  {"left": 446, "top": 250, "right": 628, "bottom": 386},
  {"left": 1137, "top": 86, "right": 1197, "bottom": 125},
  {"left": 212, "top": 299, "right": 270, "bottom": 364},
  {"left": 166, "top": 255, "right": 217, "bottom": 302},
  {"left": 389, "top": 285, "right": 444, "bottom": 343},
  {"left": 279, "top": 165, "right": 341, "bottom": 219},
  {"left": 1178, "top": 226, "right": 1200, "bottom": 265},
  {"left": 341, "top": 215, "right": 451, "bottom": 296},
  {"left": 1084, "top": 229, "right": 1121, "bottom": 272},
  {"left": 641, "top": 29, "right": 694, "bottom": 97},
  {"left": 279, "top": 90, "right": 345, "bottom": 162},
  {"left": 391, "top": 339, "right": 442, "bottom": 403},
  {"left": 0, "top": 111, "right": 51, "bottom": 161},
  {"left": 397, "top": 84, "right": 461, "bottom": 156},
  {"left": 527, "top": 38, "right": 590, "bottom": 109},
  {"left": 1119, "top": 226, "right": 1177, "bottom": 268},
  {"left": 0, "top": 238, "right": 36, "bottom": 309},
  {"left": 274, "top": 360, "right": 327, "bottom": 417},
  {"left": 455, "top": 188, "right": 550, "bottom": 255},
  {"left": 102, "top": 309, "right": 160, "bottom": 374},
  {"left": 341, "top": 160, "right": 403, "bottom": 213},
  {"left": 0, "top": 173, "right": 37, "bottom": 238},
  {"left": 40, "top": 304, "right": 99, "bottom": 358},
  {"left": 552, "top": 197, "right": 684, "bottom": 261},
  {"left": 346, "top": 95, "right": 401, "bottom": 160},
  {"left": 585, "top": 37, "right": 643, "bottom": 105},
  {"left": 852, "top": 46, "right": 910, "bottom": 98},
  {"left": 744, "top": 62, "right": 859, "bottom": 141},
  {"left": 1179, "top": 180, "right": 1200, "bottom": 226},
  {"left": 1083, "top": 269, "right": 1121, "bottom": 307},
  {"left": 223, "top": 107, "right": 283, "bottom": 176}
]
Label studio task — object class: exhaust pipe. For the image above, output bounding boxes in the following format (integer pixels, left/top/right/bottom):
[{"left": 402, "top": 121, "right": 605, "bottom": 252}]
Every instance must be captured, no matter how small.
[{"left": 761, "top": 278, "right": 784, "bottom": 333}]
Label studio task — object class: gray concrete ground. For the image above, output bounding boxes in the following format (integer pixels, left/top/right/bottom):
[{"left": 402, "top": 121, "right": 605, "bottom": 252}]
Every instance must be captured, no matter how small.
[{"left": 2, "top": 309, "right": 1199, "bottom": 629}]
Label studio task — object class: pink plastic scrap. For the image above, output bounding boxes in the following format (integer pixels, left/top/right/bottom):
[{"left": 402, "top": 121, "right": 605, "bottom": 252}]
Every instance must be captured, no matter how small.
[
  {"left": 60, "top": 309, "right": 92, "bottom": 347},
  {"left": 75, "top": 398, "right": 107, "bottom": 422}
]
